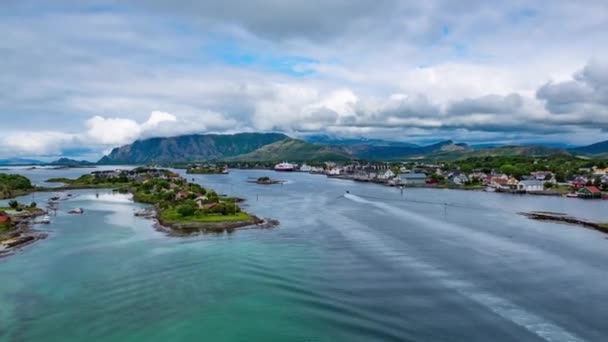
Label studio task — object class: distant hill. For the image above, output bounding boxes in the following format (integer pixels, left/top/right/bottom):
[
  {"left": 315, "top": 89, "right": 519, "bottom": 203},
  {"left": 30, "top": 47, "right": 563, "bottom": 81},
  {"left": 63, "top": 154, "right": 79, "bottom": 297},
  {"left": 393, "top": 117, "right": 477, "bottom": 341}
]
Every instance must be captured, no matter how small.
[
  {"left": 96, "top": 132, "right": 608, "bottom": 164},
  {"left": 347, "top": 140, "right": 470, "bottom": 160},
  {"left": 570, "top": 140, "right": 608, "bottom": 155},
  {"left": 0, "top": 158, "right": 44, "bottom": 166},
  {"left": 227, "top": 138, "right": 352, "bottom": 162},
  {"left": 98, "top": 133, "right": 289, "bottom": 164},
  {"left": 304, "top": 134, "right": 419, "bottom": 148},
  {"left": 49, "top": 158, "right": 94, "bottom": 166},
  {"left": 419, "top": 145, "right": 570, "bottom": 160}
]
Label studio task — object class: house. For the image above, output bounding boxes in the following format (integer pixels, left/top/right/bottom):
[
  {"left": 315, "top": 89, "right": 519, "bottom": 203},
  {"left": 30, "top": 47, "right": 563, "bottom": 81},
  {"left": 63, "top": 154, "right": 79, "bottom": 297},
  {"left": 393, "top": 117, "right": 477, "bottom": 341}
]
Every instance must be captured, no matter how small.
[
  {"left": 577, "top": 186, "right": 602, "bottom": 199},
  {"left": 0, "top": 211, "right": 11, "bottom": 225},
  {"left": 593, "top": 167, "right": 608, "bottom": 175},
  {"left": 518, "top": 180, "right": 544, "bottom": 192},
  {"left": 531, "top": 171, "right": 555, "bottom": 183},
  {"left": 327, "top": 168, "right": 342, "bottom": 176},
  {"left": 449, "top": 173, "right": 469, "bottom": 185},
  {"left": 175, "top": 190, "right": 190, "bottom": 200},
  {"left": 378, "top": 169, "right": 396, "bottom": 180},
  {"left": 570, "top": 176, "right": 588, "bottom": 189},
  {"left": 194, "top": 196, "right": 209, "bottom": 208},
  {"left": 507, "top": 177, "right": 520, "bottom": 190},
  {"left": 399, "top": 172, "right": 427, "bottom": 185}
]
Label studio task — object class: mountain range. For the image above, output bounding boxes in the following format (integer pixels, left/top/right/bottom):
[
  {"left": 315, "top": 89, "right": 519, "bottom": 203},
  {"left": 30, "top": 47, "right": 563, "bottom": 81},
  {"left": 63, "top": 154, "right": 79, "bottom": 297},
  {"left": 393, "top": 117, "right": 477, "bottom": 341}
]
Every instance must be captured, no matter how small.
[{"left": 95, "top": 133, "right": 608, "bottom": 164}]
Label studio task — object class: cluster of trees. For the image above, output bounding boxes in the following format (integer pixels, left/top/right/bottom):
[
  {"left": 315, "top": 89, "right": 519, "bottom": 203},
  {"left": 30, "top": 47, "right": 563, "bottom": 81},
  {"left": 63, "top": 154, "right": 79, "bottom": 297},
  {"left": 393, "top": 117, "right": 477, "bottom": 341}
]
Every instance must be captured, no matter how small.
[
  {"left": 0, "top": 174, "right": 33, "bottom": 190},
  {"left": 0, "top": 174, "right": 34, "bottom": 198},
  {"left": 446, "top": 155, "right": 607, "bottom": 182}
]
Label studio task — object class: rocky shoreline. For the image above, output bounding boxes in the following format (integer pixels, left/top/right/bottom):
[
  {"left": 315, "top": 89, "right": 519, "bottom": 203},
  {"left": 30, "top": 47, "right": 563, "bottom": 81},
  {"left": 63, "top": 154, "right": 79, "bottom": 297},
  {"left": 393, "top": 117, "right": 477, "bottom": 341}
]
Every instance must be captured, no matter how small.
[
  {"left": 0, "top": 209, "right": 48, "bottom": 258},
  {"left": 135, "top": 206, "right": 279, "bottom": 236},
  {"left": 520, "top": 211, "right": 608, "bottom": 234}
]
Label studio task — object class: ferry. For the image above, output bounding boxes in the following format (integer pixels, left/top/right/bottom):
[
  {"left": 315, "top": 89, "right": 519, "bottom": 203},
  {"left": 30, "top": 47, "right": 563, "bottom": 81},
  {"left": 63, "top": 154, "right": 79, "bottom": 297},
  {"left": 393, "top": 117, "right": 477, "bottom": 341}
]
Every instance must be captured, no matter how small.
[{"left": 274, "top": 162, "right": 295, "bottom": 172}]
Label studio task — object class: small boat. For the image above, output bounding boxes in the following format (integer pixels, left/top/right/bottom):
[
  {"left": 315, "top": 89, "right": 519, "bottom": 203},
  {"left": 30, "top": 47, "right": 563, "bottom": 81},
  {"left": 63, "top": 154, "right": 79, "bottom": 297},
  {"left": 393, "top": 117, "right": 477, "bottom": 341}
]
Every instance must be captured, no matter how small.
[
  {"left": 484, "top": 186, "right": 497, "bottom": 192},
  {"left": 37, "top": 215, "right": 51, "bottom": 224},
  {"left": 69, "top": 208, "right": 84, "bottom": 214},
  {"left": 565, "top": 193, "right": 579, "bottom": 198}
]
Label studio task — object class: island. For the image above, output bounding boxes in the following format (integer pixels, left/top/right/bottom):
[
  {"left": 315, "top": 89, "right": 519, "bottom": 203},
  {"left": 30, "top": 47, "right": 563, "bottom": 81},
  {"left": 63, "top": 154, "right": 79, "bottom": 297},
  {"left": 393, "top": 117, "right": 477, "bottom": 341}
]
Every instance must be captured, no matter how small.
[
  {"left": 47, "top": 167, "right": 277, "bottom": 234},
  {"left": 185, "top": 163, "right": 229, "bottom": 174},
  {"left": 249, "top": 176, "right": 284, "bottom": 185},
  {"left": 0, "top": 173, "right": 36, "bottom": 199}
]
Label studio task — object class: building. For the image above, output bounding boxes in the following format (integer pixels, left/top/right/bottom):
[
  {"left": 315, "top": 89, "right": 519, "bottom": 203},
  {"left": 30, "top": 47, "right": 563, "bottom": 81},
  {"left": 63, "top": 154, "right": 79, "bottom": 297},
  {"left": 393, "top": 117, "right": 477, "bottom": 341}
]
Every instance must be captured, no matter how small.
[
  {"left": 0, "top": 211, "right": 11, "bottom": 225},
  {"left": 578, "top": 186, "right": 602, "bottom": 199},
  {"left": 378, "top": 169, "right": 396, "bottom": 180},
  {"left": 518, "top": 180, "right": 544, "bottom": 192},
  {"left": 449, "top": 173, "right": 469, "bottom": 185},
  {"left": 399, "top": 172, "right": 427, "bottom": 185}
]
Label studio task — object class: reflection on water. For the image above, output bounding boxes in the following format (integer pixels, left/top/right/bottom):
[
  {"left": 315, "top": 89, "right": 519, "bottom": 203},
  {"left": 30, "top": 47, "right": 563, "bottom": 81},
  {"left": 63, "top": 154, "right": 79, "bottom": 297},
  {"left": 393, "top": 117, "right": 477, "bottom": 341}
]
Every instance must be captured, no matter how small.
[{"left": 1, "top": 168, "right": 608, "bottom": 341}]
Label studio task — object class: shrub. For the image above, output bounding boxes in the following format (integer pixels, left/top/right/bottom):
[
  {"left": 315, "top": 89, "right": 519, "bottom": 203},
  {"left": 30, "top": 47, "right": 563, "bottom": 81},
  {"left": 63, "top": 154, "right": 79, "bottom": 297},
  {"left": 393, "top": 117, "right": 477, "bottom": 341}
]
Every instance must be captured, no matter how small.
[
  {"left": 29, "top": 201, "right": 37, "bottom": 208},
  {"left": 8, "top": 200, "right": 19, "bottom": 209},
  {"left": 176, "top": 204, "right": 195, "bottom": 217}
]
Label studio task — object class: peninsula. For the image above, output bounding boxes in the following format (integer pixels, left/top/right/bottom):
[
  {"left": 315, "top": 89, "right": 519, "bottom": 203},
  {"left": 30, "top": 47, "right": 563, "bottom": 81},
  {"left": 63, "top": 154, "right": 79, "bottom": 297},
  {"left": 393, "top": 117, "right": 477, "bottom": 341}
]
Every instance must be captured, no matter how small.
[{"left": 47, "top": 167, "right": 276, "bottom": 233}]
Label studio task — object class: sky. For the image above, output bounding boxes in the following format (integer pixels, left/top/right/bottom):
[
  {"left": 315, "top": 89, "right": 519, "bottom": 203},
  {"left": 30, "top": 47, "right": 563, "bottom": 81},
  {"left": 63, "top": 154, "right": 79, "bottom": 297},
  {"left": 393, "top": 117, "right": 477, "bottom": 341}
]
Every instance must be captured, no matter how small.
[{"left": 1, "top": 0, "right": 608, "bottom": 160}]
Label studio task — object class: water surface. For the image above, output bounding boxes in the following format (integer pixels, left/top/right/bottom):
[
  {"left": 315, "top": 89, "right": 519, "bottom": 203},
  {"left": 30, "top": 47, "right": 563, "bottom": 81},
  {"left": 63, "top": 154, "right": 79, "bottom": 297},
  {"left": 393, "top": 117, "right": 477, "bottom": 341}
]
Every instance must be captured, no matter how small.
[{"left": 1, "top": 169, "right": 608, "bottom": 341}]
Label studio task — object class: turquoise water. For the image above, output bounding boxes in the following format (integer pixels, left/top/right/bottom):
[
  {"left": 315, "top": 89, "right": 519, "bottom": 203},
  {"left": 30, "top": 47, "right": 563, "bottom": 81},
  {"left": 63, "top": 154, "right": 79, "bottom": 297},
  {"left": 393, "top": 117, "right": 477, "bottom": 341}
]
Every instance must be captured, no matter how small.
[{"left": 2, "top": 169, "right": 608, "bottom": 341}]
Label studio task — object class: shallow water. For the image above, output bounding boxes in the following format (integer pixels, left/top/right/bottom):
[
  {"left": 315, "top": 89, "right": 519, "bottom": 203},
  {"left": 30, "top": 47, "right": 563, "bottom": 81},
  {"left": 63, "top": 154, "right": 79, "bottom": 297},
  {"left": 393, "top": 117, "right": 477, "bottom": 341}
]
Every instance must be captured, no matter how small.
[{"left": 1, "top": 169, "right": 608, "bottom": 341}]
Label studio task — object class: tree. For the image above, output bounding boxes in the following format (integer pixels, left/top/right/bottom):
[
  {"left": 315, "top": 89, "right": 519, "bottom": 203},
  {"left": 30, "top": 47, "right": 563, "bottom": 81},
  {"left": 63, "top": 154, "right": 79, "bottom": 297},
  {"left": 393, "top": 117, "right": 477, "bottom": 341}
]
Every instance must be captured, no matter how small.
[
  {"left": 544, "top": 182, "right": 554, "bottom": 189},
  {"left": 29, "top": 201, "right": 37, "bottom": 208},
  {"left": 8, "top": 200, "right": 19, "bottom": 209},
  {"left": 176, "top": 204, "right": 195, "bottom": 217}
]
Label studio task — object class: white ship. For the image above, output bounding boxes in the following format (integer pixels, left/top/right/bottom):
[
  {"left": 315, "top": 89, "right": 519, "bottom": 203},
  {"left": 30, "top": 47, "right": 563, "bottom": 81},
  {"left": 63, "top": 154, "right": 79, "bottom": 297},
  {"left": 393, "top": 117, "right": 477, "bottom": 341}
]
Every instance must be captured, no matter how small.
[{"left": 274, "top": 162, "right": 295, "bottom": 172}]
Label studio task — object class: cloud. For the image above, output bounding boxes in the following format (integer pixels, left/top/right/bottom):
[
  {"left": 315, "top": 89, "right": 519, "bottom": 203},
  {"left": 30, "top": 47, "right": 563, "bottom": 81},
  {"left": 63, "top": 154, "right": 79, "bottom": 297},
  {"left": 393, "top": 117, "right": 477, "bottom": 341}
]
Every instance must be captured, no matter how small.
[
  {"left": 85, "top": 111, "right": 178, "bottom": 145},
  {"left": 0, "top": 131, "right": 77, "bottom": 156},
  {"left": 448, "top": 93, "right": 523, "bottom": 115},
  {"left": 536, "top": 61, "right": 608, "bottom": 129},
  {"left": 2, "top": 1, "right": 608, "bottom": 159}
]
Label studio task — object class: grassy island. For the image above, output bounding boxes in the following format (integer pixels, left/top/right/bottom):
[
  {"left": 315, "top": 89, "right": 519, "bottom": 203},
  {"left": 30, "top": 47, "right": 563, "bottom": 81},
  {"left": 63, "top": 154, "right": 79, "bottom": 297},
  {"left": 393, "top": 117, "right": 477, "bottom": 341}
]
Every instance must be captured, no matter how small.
[
  {"left": 185, "top": 163, "right": 229, "bottom": 175},
  {"left": 47, "top": 167, "right": 268, "bottom": 233},
  {"left": 0, "top": 174, "right": 36, "bottom": 199}
]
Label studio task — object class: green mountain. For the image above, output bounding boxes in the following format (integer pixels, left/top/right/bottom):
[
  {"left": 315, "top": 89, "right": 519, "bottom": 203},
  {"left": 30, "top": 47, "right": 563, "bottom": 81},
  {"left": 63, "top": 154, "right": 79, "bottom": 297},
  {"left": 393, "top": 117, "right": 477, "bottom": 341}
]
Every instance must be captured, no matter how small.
[
  {"left": 570, "top": 140, "right": 608, "bottom": 155},
  {"left": 98, "top": 133, "right": 289, "bottom": 164},
  {"left": 418, "top": 145, "right": 570, "bottom": 161},
  {"left": 226, "top": 139, "right": 352, "bottom": 162}
]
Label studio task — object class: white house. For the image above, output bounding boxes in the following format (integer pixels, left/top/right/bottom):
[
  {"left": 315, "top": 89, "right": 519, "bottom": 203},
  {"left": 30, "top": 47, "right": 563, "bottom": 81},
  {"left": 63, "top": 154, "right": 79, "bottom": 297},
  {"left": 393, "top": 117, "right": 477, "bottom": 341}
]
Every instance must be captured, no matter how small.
[
  {"left": 399, "top": 172, "right": 427, "bottom": 185},
  {"left": 378, "top": 169, "right": 396, "bottom": 180},
  {"left": 518, "top": 180, "right": 544, "bottom": 192}
]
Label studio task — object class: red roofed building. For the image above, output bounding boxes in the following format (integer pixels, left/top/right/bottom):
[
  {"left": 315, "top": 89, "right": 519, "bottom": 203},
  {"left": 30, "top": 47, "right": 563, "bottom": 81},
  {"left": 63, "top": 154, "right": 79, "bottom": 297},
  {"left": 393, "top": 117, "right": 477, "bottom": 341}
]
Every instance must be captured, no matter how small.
[
  {"left": 0, "top": 211, "right": 11, "bottom": 225},
  {"left": 578, "top": 186, "right": 602, "bottom": 199}
]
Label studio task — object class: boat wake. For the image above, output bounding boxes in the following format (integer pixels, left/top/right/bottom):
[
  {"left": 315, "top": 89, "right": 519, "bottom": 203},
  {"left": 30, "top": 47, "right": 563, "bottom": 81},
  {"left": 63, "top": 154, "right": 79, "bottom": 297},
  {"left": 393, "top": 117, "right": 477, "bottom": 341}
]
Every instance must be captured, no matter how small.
[{"left": 342, "top": 193, "right": 583, "bottom": 342}]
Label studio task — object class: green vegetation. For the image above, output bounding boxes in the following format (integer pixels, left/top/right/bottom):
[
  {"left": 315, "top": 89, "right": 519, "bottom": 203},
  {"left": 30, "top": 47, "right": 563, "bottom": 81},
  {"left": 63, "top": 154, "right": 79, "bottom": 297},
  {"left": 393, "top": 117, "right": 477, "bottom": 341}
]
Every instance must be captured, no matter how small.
[
  {"left": 160, "top": 208, "right": 250, "bottom": 223},
  {"left": 442, "top": 155, "right": 606, "bottom": 181},
  {"left": 226, "top": 138, "right": 352, "bottom": 162},
  {"left": 0, "top": 173, "right": 34, "bottom": 199},
  {"left": 47, "top": 174, "right": 130, "bottom": 189},
  {"left": 186, "top": 165, "right": 227, "bottom": 174},
  {"left": 98, "top": 132, "right": 289, "bottom": 164}
]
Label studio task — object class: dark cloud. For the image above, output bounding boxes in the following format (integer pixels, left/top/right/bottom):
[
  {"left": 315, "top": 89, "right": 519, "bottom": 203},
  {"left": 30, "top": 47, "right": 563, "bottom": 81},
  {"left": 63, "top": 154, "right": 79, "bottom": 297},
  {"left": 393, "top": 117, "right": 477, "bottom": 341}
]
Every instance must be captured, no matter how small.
[{"left": 537, "top": 61, "right": 608, "bottom": 122}]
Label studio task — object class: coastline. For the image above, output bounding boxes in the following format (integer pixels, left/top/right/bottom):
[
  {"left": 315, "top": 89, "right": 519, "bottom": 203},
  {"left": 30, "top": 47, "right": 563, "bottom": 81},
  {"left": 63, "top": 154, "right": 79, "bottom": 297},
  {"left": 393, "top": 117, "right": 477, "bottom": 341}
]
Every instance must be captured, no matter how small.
[
  {"left": 0, "top": 208, "right": 48, "bottom": 258},
  {"left": 520, "top": 211, "right": 608, "bottom": 235}
]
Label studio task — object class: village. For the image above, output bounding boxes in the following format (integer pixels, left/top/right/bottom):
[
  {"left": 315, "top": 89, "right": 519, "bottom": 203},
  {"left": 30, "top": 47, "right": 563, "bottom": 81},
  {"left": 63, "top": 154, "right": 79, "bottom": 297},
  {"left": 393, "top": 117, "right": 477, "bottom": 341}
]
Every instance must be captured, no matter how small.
[{"left": 294, "top": 161, "right": 608, "bottom": 199}]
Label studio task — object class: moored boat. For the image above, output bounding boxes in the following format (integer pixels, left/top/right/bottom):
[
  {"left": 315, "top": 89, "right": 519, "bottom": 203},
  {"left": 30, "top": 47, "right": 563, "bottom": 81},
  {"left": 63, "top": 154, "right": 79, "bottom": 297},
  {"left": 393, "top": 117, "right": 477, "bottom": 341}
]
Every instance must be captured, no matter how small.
[
  {"left": 69, "top": 208, "right": 84, "bottom": 214},
  {"left": 274, "top": 162, "right": 295, "bottom": 172}
]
